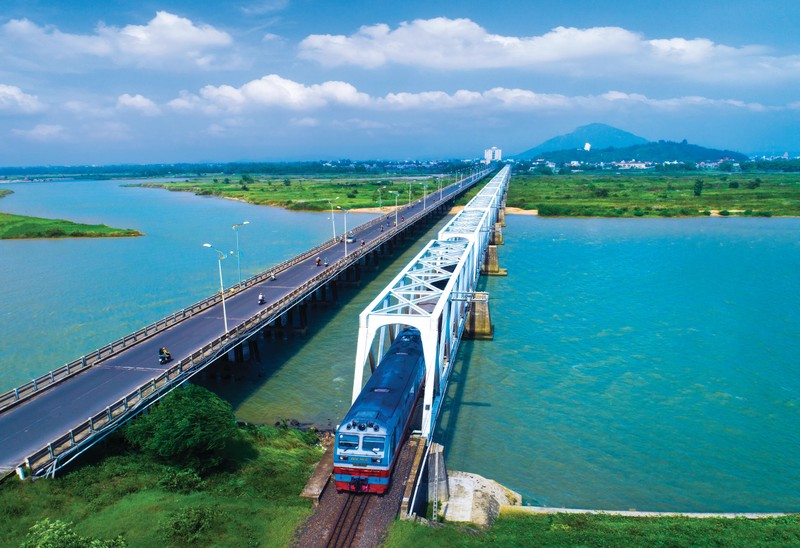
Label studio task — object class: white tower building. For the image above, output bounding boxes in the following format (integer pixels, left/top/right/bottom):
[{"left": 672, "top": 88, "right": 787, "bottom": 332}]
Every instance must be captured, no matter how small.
[{"left": 484, "top": 147, "right": 502, "bottom": 163}]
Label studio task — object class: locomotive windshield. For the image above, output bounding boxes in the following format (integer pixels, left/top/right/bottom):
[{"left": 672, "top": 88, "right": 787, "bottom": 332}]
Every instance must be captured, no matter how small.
[
  {"left": 362, "top": 436, "right": 385, "bottom": 453},
  {"left": 338, "top": 434, "right": 359, "bottom": 450}
]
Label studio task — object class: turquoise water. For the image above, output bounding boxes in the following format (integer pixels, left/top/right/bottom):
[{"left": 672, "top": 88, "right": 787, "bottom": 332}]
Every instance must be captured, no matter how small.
[
  {"left": 436, "top": 216, "right": 800, "bottom": 512},
  {"left": 2, "top": 181, "right": 798, "bottom": 512}
]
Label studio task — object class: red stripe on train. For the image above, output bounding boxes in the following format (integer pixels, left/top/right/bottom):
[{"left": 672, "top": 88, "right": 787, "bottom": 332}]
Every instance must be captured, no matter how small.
[{"left": 333, "top": 466, "right": 390, "bottom": 478}]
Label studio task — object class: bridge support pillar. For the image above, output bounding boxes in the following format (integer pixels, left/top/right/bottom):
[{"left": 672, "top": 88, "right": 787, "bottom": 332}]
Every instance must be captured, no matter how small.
[
  {"left": 482, "top": 245, "right": 507, "bottom": 276},
  {"left": 498, "top": 207, "right": 506, "bottom": 227},
  {"left": 491, "top": 223, "right": 504, "bottom": 245},
  {"left": 464, "top": 292, "right": 494, "bottom": 340},
  {"left": 248, "top": 339, "right": 260, "bottom": 362},
  {"left": 428, "top": 442, "right": 449, "bottom": 516}
]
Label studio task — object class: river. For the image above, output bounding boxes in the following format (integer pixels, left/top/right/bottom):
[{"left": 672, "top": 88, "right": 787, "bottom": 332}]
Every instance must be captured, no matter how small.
[{"left": 1, "top": 179, "right": 798, "bottom": 512}]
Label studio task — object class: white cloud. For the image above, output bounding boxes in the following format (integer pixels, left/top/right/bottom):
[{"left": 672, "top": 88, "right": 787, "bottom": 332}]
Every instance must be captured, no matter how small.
[
  {"left": 298, "top": 17, "right": 800, "bottom": 83},
  {"left": 0, "top": 12, "right": 234, "bottom": 71},
  {"left": 11, "top": 124, "right": 67, "bottom": 141},
  {"left": 117, "top": 93, "right": 161, "bottom": 116},
  {"left": 170, "top": 75, "right": 782, "bottom": 116},
  {"left": 176, "top": 74, "right": 371, "bottom": 112},
  {"left": 0, "top": 84, "right": 46, "bottom": 113}
]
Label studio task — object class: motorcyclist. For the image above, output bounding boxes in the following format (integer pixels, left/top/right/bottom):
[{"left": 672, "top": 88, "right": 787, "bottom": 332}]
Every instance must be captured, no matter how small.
[
  {"left": 159, "top": 347, "right": 171, "bottom": 363},
  {"left": 258, "top": 293, "right": 265, "bottom": 304}
]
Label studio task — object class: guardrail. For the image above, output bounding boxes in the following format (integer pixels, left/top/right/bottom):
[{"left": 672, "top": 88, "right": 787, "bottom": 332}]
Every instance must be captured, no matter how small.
[{"left": 13, "top": 168, "right": 493, "bottom": 476}]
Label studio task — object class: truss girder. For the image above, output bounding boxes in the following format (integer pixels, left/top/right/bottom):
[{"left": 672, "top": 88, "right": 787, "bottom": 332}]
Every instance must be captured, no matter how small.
[{"left": 351, "top": 166, "right": 511, "bottom": 439}]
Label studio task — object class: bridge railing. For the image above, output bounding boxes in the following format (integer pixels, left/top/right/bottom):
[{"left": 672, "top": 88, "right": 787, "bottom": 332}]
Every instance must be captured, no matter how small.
[{"left": 19, "top": 168, "right": 493, "bottom": 476}]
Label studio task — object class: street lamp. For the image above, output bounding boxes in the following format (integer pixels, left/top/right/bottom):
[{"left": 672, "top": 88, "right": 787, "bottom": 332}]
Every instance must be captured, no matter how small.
[
  {"left": 378, "top": 186, "right": 386, "bottom": 209},
  {"left": 389, "top": 191, "right": 399, "bottom": 227},
  {"left": 327, "top": 197, "right": 339, "bottom": 240},
  {"left": 421, "top": 181, "right": 429, "bottom": 209},
  {"left": 336, "top": 205, "right": 349, "bottom": 255},
  {"left": 202, "top": 243, "right": 230, "bottom": 333},
  {"left": 232, "top": 221, "right": 249, "bottom": 285},
  {"left": 407, "top": 183, "right": 412, "bottom": 206}
]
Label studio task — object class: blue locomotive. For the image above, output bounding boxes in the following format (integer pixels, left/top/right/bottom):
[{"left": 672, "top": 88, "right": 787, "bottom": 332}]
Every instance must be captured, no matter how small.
[{"left": 333, "top": 327, "right": 426, "bottom": 494}]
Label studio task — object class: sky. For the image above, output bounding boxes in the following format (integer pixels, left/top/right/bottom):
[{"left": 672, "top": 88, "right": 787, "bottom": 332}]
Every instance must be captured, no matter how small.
[{"left": 1, "top": 0, "right": 799, "bottom": 166}]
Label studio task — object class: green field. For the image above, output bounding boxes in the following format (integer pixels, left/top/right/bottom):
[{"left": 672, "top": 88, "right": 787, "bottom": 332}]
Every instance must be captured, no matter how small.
[
  {"left": 134, "top": 174, "right": 443, "bottom": 211},
  {"left": 385, "top": 511, "right": 800, "bottom": 547},
  {"left": 506, "top": 172, "right": 800, "bottom": 217}
]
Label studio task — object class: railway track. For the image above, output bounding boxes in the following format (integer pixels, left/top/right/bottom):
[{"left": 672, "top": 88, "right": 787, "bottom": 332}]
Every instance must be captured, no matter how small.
[{"left": 325, "top": 493, "right": 372, "bottom": 548}]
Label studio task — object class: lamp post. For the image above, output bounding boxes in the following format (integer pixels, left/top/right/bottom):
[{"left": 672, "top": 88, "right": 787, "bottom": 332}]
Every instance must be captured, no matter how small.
[
  {"left": 327, "top": 198, "right": 339, "bottom": 240},
  {"left": 232, "top": 221, "right": 249, "bottom": 285},
  {"left": 407, "top": 183, "right": 412, "bottom": 206},
  {"left": 389, "top": 191, "right": 399, "bottom": 227},
  {"left": 421, "top": 181, "right": 428, "bottom": 209},
  {"left": 378, "top": 186, "right": 386, "bottom": 209},
  {"left": 202, "top": 243, "right": 230, "bottom": 333},
  {"left": 336, "top": 205, "right": 349, "bottom": 255},
  {"left": 437, "top": 177, "right": 442, "bottom": 200}
]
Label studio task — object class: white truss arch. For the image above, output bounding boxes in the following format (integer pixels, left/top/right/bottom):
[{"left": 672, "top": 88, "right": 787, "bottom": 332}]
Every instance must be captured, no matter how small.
[{"left": 352, "top": 165, "right": 511, "bottom": 438}]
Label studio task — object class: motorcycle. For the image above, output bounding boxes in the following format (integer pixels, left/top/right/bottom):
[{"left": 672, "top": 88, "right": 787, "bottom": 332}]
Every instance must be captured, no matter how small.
[
  {"left": 258, "top": 293, "right": 265, "bottom": 305},
  {"left": 158, "top": 350, "right": 172, "bottom": 365}
]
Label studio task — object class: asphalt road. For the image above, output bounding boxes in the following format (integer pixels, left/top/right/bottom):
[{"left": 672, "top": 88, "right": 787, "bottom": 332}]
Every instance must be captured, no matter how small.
[{"left": 0, "top": 179, "right": 477, "bottom": 473}]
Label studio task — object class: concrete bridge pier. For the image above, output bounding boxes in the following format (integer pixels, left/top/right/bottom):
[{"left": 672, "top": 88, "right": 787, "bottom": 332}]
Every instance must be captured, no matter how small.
[
  {"left": 464, "top": 292, "right": 494, "bottom": 340},
  {"left": 482, "top": 245, "right": 507, "bottom": 276},
  {"left": 498, "top": 206, "right": 506, "bottom": 227},
  {"left": 491, "top": 223, "right": 504, "bottom": 245}
]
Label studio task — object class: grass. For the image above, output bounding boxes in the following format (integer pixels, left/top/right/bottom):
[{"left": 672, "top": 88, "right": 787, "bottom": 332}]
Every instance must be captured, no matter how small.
[
  {"left": 132, "top": 175, "right": 442, "bottom": 211},
  {"left": 0, "top": 425, "right": 322, "bottom": 547},
  {"left": 506, "top": 172, "right": 800, "bottom": 217},
  {"left": 384, "top": 510, "right": 800, "bottom": 547},
  {"left": 0, "top": 212, "right": 143, "bottom": 239}
]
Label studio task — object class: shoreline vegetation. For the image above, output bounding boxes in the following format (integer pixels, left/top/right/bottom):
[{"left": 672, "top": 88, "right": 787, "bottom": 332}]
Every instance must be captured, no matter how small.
[
  {"left": 131, "top": 170, "right": 800, "bottom": 218},
  {"left": 2, "top": 387, "right": 797, "bottom": 547},
  {"left": 0, "top": 189, "right": 143, "bottom": 240}
]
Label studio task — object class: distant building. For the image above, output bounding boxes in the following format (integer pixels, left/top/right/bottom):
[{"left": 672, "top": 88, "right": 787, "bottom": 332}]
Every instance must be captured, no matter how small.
[{"left": 484, "top": 147, "right": 502, "bottom": 163}]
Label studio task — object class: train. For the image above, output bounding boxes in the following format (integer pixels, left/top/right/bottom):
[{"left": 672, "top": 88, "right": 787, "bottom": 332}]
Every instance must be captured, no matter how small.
[{"left": 333, "top": 327, "right": 426, "bottom": 494}]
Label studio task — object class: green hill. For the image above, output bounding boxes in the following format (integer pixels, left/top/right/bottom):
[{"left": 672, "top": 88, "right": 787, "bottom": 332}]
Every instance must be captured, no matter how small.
[
  {"left": 539, "top": 140, "right": 748, "bottom": 164},
  {"left": 515, "top": 123, "right": 648, "bottom": 159}
]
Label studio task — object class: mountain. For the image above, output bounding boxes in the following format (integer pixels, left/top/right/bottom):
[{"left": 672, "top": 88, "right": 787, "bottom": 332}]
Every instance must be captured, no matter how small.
[
  {"left": 536, "top": 140, "right": 748, "bottom": 164},
  {"left": 514, "top": 123, "right": 648, "bottom": 159}
]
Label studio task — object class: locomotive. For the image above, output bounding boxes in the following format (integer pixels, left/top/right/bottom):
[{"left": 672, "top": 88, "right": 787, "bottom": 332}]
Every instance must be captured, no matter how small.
[{"left": 333, "top": 327, "right": 426, "bottom": 494}]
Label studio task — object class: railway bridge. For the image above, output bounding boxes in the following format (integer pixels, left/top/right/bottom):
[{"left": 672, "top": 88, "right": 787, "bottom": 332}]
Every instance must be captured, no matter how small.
[
  {"left": 350, "top": 165, "right": 511, "bottom": 515},
  {"left": 0, "top": 166, "right": 493, "bottom": 479}
]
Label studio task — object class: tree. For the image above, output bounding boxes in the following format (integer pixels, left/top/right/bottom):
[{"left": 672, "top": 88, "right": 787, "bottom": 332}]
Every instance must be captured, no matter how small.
[
  {"left": 693, "top": 179, "right": 704, "bottom": 197},
  {"left": 124, "top": 384, "right": 239, "bottom": 473},
  {"left": 241, "top": 174, "right": 255, "bottom": 185}
]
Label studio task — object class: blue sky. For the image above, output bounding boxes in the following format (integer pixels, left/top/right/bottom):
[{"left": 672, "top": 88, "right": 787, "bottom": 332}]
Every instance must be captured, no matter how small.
[{"left": 1, "top": 0, "right": 798, "bottom": 165}]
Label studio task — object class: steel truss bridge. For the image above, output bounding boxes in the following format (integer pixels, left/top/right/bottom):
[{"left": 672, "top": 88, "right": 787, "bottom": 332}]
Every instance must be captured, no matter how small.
[{"left": 352, "top": 165, "right": 511, "bottom": 439}]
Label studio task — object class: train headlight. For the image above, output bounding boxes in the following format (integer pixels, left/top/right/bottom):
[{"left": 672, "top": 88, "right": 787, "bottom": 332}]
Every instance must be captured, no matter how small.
[
  {"left": 371, "top": 458, "right": 381, "bottom": 463},
  {"left": 340, "top": 456, "right": 348, "bottom": 461}
]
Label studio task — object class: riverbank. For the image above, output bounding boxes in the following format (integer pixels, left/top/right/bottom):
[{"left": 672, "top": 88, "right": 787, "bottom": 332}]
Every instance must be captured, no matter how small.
[
  {"left": 0, "top": 212, "right": 143, "bottom": 239},
  {"left": 0, "top": 212, "right": 144, "bottom": 240},
  {"left": 0, "top": 189, "right": 142, "bottom": 239}
]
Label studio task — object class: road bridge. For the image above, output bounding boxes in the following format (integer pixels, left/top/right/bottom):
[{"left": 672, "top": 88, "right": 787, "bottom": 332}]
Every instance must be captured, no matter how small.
[{"left": 0, "top": 166, "right": 494, "bottom": 479}]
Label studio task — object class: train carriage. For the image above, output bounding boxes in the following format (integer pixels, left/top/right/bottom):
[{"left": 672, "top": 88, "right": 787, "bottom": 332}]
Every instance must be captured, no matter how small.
[{"left": 333, "top": 327, "right": 426, "bottom": 494}]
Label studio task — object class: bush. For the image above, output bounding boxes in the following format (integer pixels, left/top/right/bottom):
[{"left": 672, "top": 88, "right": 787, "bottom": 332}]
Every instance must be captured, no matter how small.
[
  {"left": 158, "top": 468, "right": 205, "bottom": 493},
  {"left": 124, "top": 384, "right": 239, "bottom": 474},
  {"left": 160, "top": 507, "right": 215, "bottom": 545},
  {"left": 22, "top": 518, "right": 126, "bottom": 548}
]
